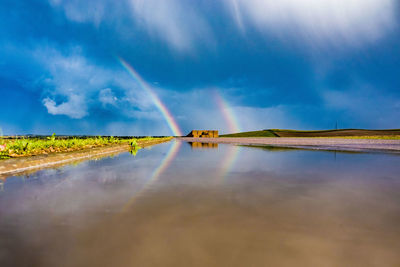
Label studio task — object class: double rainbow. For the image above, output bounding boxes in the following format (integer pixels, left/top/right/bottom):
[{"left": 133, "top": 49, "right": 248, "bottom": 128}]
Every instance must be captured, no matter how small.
[
  {"left": 214, "top": 91, "right": 241, "bottom": 182},
  {"left": 214, "top": 91, "right": 241, "bottom": 134}
]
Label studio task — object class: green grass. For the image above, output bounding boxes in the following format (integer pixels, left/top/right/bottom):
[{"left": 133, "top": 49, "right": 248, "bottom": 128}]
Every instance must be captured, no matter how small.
[
  {"left": 221, "top": 130, "right": 278, "bottom": 137},
  {"left": 221, "top": 129, "right": 400, "bottom": 138},
  {"left": 269, "top": 128, "right": 400, "bottom": 132},
  {"left": 315, "top": 135, "right": 400, "bottom": 140},
  {"left": 0, "top": 134, "right": 169, "bottom": 159}
]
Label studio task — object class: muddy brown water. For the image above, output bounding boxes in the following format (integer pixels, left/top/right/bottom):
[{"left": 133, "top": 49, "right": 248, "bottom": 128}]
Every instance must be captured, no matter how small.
[{"left": 1, "top": 140, "right": 400, "bottom": 266}]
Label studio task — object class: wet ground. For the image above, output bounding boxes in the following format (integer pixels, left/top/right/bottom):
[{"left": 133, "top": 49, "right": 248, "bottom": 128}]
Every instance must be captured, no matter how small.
[
  {"left": 1, "top": 140, "right": 400, "bottom": 266},
  {"left": 179, "top": 137, "right": 400, "bottom": 153}
]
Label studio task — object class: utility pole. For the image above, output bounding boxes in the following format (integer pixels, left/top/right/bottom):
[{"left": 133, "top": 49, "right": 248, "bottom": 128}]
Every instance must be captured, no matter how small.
[{"left": 335, "top": 121, "right": 338, "bottom": 130}]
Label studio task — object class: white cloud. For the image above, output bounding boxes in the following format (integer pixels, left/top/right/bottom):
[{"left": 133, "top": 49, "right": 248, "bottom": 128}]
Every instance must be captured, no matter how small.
[
  {"left": 227, "top": 0, "right": 397, "bottom": 46},
  {"left": 33, "top": 46, "right": 162, "bottom": 120},
  {"left": 50, "top": 0, "right": 215, "bottom": 52},
  {"left": 43, "top": 94, "right": 88, "bottom": 119},
  {"left": 49, "top": 0, "right": 396, "bottom": 52},
  {"left": 129, "top": 0, "right": 214, "bottom": 52},
  {"left": 99, "top": 88, "right": 118, "bottom": 106},
  {"left": 49, "top": 0, "right": 109, "bottom": 26}
]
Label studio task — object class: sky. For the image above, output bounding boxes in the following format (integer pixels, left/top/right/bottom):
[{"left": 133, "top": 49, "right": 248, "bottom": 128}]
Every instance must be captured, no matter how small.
[{"left": 1, "top": 0, "right": 399, "bottom": 135}]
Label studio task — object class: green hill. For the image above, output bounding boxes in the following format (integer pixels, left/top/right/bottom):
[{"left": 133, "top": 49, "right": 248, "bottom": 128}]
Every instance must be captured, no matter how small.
[
  {"left": 220, "top": 130, "right": 277, "bottom": 137},
  {"left": 220, "top": 129, "right": 400, "bottom": 138}
]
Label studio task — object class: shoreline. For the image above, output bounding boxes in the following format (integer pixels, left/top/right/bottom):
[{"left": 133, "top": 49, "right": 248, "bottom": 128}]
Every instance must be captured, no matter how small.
[
  {"left": 178, "top": 137, "right": 400, "bottom": 153},
  {"left": 0, "top": 138, "right": 172, "bottom": 179}
]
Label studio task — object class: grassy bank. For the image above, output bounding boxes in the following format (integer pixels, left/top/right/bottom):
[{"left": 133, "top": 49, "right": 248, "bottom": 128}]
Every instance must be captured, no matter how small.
[
  {"left": 221, "top": 129, "right": 400, "bottom": 138},
  {"left": 221, "top": 130, "right": 277, "bottom": 137},
  {"left": 0, "top": 134, "right": 171, "bottom": 159}
]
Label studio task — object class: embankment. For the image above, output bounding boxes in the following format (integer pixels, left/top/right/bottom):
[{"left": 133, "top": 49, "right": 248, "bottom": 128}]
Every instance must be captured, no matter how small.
[{"left": 0, "top": 138, "right": 172, "bottom": 179}]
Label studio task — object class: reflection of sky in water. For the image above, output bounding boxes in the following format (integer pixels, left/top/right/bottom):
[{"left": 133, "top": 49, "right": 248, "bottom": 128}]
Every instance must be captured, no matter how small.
[
  {"left": 1, "top": 141, "right": 400, "bottom": 266},
  {"left": 1, "top": 142, "right": 400, "bottom": 215},
  {"left": 1, "top": 142, "right": 400, "bottom": 217}
]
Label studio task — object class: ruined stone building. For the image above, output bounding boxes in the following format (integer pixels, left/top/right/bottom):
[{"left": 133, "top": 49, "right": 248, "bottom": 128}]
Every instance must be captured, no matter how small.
[
  {"left": 186, "top": 130, "right": 219, "bottom": 138},
  {"left": 190, "top": 142, "right": 218, "bottom": 149}
]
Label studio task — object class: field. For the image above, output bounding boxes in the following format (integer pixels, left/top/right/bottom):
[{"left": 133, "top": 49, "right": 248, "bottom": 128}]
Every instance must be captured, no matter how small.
[
  {"left": 0, "top": 134, "right": 171, "bottom": 159},
  {"left": 220, "top": 130, "right": 278, "bottom": 137},
  {"left": 221, "top": 129, "right": 400, "bottom": 138}
]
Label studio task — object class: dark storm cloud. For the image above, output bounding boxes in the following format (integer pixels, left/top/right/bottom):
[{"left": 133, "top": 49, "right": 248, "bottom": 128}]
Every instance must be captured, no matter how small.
[{"left": 0, "top": 0, "right": 399, "bottom": 135}]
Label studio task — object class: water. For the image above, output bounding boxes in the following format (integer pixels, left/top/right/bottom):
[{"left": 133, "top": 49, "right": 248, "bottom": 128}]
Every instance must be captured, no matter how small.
[{"left": 1, "top": 140, "right": 400, "bottom": 266}]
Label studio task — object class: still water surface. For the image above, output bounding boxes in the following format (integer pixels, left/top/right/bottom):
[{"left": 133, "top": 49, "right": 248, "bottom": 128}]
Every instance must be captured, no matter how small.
[{"left": 1, "top": 140, "right": 400, "bottom": 266}]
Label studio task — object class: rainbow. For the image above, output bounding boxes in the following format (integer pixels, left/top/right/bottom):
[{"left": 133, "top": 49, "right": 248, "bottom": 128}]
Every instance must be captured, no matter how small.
[
  {"left": 217, "top": 145, "right": 241, "bottom": 183},
  {"left": 147, "top": 140, "right": 181, "bottom": 186},
  {"left": 214, "top": 91, "right": 241, "bottom": 182},
  {"left": 120, "top": 140, "right": 182, "bottom": 213},
  {"left": 214, "top": 91, "right": 241, "bottom": 134},
  {"left": 117, "top": 57, "right": 183, "bottom": 136}
]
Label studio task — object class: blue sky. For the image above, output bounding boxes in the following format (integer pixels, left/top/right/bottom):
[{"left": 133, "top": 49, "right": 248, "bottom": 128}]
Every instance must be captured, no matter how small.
[{"left": 1, "top": 0, "right": 399, "bottom": 135}]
